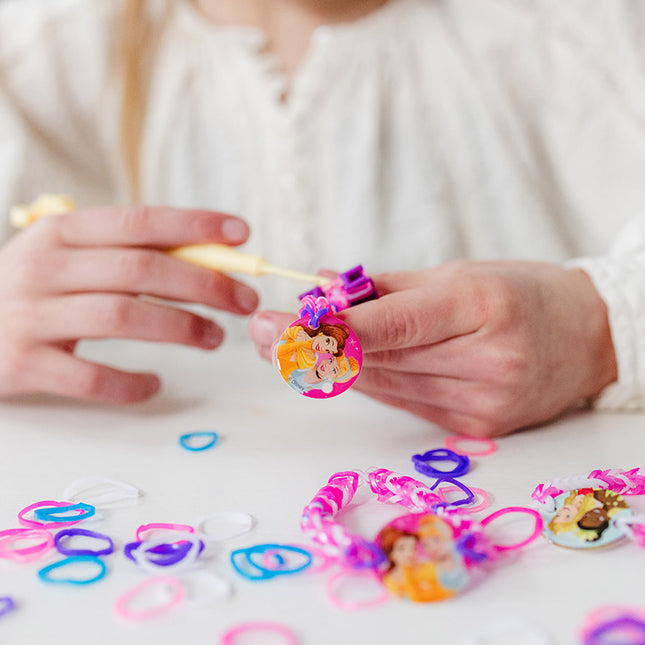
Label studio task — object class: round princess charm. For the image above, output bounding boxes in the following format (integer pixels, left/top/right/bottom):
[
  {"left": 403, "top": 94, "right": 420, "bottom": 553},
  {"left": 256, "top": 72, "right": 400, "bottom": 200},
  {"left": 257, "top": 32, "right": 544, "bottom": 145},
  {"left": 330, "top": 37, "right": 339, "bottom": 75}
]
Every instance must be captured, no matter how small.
[
  {"left": 375, "top": 513, "right": 468, "bottom": 602},
  {"left": 541, "top": 488, "right": 632, "bottom": 549},
  {"left": 274, "top": 296, "right": 362, "bottom": 399}
]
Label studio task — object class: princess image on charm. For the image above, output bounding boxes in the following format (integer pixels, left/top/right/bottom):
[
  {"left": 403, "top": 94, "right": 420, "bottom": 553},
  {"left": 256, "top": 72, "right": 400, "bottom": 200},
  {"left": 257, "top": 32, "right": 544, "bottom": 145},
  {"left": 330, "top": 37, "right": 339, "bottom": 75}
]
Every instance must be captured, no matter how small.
[
  {"left": 542, "top": 488, "right": 632, "bottom": 549},
  {"left": 274, "top": 311, "right": 362, "bottom": 399},
  {"left": 375, "top": 513, "right": 468, "bottom": 602}
]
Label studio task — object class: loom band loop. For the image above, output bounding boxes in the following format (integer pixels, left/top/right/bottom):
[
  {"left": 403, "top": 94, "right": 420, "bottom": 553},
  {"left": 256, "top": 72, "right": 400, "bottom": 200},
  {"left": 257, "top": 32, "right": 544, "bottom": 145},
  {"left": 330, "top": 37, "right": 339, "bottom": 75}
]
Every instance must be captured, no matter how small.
[
  {"left": 340, "top": 538, "right": 386, "bottom": 570},
  {"left": 194, "top": 511, "right": 255, "bottom": 542},
  {"left": 479, "top": 507, "right": 544, "bottom": 552},
  {"left": 454, "top": 532, "right": 492, "bottom": 566},
  {"left": 444, "top": 436, "right": 498, "bottom": 457},
  {"left": 125, "top": 538, "right": 205, "bottom": 568},
  {"left": 612, "top": 515, "right": 645, "bottom": 546},
  {"left": 33, "top": 502, "right": 95, "bottom": 523},
  {"left": 412, "top": 448, "right": 471, "bottom": 479},
  {"left": 38, "top": 555, "right": 107, "bottom": 585},
  {"left": 436, "top": 485, "right": 490, "bottom": 513},
  {"left": 326, "top": 569, "right": 390, "bottom": 612},
  {"left": 428, "top": 477, "right": 474, "bottom": 507},
  {"left": 183, "top": 571, "right": 233, "bottom": 607},
  {"left": 230, "top": 544, "right": 313, "bottom": 580},
  {"left": 61, "top": 476, "right": 143, "bottom": 508},
  {"left": 0, "top": 597, "right": 16, "bottom": 619},
  {"left": 221, "top": 621, "right": 299, "bottom": 645},
  {"left": 582, "top": 615, "right": 645, "bottom": 645},
  {"left": 0, "top": 528, "right": 55, "bottom": 563},
  {"left": 178, "top": 431, "right": 219, "bottom": 452},
  {"left": 135, "top": 522, "right": 195, "bottom": 542},
  {"left": 114, "top": 576, "right": 185, "bottom": 621},
  {"left": 54, "top": 528, "right": 114, "bottom": 557},
  {"left": 18, "top": 500, "right": 93, "bottom": 529}
]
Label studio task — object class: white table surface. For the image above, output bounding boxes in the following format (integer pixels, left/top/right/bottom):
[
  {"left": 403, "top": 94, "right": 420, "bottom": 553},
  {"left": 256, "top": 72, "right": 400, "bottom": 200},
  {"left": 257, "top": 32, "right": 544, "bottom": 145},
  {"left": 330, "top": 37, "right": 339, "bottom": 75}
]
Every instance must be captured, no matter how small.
[{"left": 0, "top": 335, "right": 643, "bottom": 645}]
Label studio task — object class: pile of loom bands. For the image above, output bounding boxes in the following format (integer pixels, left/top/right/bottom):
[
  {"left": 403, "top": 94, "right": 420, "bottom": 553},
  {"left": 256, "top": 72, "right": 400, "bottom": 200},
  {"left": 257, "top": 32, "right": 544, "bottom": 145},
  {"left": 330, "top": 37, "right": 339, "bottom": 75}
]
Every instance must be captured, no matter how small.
[{"left": 302, "top": 468, "right": 543, "bottom": 581}]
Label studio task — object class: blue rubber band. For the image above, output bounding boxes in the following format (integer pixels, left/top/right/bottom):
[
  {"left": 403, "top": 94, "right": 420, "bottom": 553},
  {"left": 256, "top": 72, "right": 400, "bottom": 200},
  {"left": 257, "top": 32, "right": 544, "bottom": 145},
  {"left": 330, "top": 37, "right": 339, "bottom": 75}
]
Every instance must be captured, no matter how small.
[
  {"left": 38, "top": 555, "right": 107, "bottom": 585},
  {"left": 54, "top": 528, "right": 114, "bottom": 557},
  {"left": 33, "top": 502, "right": 95, "bottom": 523},
  {"left": 0, "top": 597, "right": 16, "bottom": 619},
  {"left": 230, "top": 544, "right": 312, "bottom": 581},
  {"left": 179, "top": 431, "right": 219, "bottom": 452},
  {"left": 412, "top": 448, "right": 470, "bottom": 479}
]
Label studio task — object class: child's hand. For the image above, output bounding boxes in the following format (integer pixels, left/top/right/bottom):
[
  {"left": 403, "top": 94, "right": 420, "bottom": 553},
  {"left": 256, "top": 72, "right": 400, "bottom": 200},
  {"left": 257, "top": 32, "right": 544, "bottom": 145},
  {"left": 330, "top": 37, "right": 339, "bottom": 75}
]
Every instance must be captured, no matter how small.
[
  {"left": 250, "top": 261, "right": 618, "bottom": 437},
  {"left": 0, "top": 206, "right": 258, "bottom": 403}
]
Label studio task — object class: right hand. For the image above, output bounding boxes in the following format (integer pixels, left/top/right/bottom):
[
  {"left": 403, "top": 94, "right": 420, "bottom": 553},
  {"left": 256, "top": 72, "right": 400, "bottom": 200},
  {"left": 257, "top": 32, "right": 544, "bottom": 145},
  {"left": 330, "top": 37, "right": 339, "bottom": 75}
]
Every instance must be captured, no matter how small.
[{"left": 0, "top": 205, "right": 259, "bottom": 403}]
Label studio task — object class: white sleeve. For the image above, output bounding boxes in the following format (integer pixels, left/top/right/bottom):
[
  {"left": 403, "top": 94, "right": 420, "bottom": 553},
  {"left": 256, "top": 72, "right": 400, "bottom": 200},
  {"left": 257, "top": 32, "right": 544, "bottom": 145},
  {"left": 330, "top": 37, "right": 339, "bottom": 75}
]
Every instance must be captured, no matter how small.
[{"left": 568, "top": 212, "right": 645, "bottom": 410}]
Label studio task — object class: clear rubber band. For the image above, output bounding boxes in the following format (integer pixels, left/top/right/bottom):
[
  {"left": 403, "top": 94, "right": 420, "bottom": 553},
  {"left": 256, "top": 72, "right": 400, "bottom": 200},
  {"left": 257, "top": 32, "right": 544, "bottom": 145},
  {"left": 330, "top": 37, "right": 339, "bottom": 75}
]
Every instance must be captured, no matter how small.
[
  {"left": 326, "top": 569, "right": 390, "bottom": 611},
  {"left": 194, "top": 511, "right": 255, "bottom": 542},
  {"left": 436, "top": 485, "right": 490, "bottom": 513},
  {"left": 61, "top": 476, "right": 143, "bottom": 508}
]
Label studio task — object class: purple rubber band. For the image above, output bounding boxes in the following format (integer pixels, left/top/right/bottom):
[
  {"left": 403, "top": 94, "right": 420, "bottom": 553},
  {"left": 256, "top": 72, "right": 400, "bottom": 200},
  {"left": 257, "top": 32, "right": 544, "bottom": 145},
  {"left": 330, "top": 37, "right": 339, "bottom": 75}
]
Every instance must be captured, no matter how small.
[
  {"left": 0, "top": 597, "right": 16, "bottom": 619},
  {"left": 54, "top": 528, "right": 114, "bottom": 557},
  {"left": 124, "top": 539, "right": 204, "bottom": 566}
]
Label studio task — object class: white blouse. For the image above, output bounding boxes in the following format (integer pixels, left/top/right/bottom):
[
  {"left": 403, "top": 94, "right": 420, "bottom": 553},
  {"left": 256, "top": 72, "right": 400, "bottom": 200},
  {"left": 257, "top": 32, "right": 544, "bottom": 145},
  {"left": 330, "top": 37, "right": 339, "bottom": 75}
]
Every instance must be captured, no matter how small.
[{"left": 1, "top": 0, "right": 645, "bottom": 408}]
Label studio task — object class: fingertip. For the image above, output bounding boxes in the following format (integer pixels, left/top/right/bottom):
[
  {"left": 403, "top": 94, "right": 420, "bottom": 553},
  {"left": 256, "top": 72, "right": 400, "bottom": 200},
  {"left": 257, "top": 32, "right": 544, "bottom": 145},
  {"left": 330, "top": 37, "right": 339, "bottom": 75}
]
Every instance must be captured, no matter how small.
[
  {"left": 221, "top": 217, "right": 250, "bottom": 245},
  {"left": 119, "top": 373, "right": 162, "bottom": 404}
]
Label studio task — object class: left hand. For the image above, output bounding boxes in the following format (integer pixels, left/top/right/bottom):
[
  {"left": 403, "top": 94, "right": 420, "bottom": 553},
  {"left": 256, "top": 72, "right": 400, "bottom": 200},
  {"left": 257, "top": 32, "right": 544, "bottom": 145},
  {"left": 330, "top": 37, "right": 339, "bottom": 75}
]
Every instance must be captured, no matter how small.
[{"left": 249, "top": 260, "right": 618, "bottom": 437}]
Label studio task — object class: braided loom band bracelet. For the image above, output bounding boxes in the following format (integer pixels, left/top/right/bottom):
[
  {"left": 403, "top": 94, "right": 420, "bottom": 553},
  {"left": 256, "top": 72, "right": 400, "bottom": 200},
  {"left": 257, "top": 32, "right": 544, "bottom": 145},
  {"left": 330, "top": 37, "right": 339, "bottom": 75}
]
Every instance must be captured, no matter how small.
[
  {"left": 326, "top": 569, "right": 390, "bottom": 611},
  {"left": 124, "top": 539, "right": 205, "bottom": 566},
  {"left": 131, "top": 535, "right": 204, "bottom": 575},
  {"left": 194, "top": 511, "right": 255, "bottom": 542},
  {"left": 62, "top": 475, "right": 143, "bottom": 508},
  {"left": 136, "top": 522, "right": 195, "bottom": 542},
  {"left": 230, "top": 544, "right": 313, "bottom": 581},
  {"left": 178, "top": 431, "right": 218, "bottom": 452},
  {"left": 38, "top": 555, "right": 107, "bottom": 585},
  {"left": 18, "top": 500, "right": 94, "bottom": 529},
  {"left": 114, "top": 576, "right": 185, "bottom": 621},
  {"left": 444, "top": 436, "right": 498, "bottom": 457},
  {"left": 0, "top": 528, "right": 54, "bottom": 563},
  {"left": 0, "top": 597, "right": 17, "bottom": 620},
  {"left": 34, "top": 502, "right": 95, "bottom": 523},
  {"left": 532, "top": 468, "right": 644, "bottom": 550},
  {"left": 54, "top": 528, "right": 114, "bottom": 557},
  {"left": 221, "top": 621, "right": 299, "bottom": 645}
]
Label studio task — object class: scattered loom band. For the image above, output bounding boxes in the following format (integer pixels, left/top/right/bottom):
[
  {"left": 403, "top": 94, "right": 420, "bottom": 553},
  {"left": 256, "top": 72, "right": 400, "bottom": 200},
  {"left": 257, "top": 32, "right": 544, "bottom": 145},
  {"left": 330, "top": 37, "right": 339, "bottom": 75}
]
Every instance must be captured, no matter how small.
[
  {"left": 412, "top": 448, "right": 470, "bottom": 479},
  {"left": 131, "top": 535, "right": 203, "bottom": 575},
  {"left": 0, "top": 597, "right": 16, "bottom": 620},
  {"left": 194, "top": 511, "right": 255, "bottom": 542},
  {"left": 479, "top": 507, "right": 544, "bottom": 552},
  {"left": 34, "top": 502, "right": 95, "bottom": 523},
  {"left": 326, "top": 569, "right": 390, "bottom": 612},
  {"left": 230, "top": 544, "right": 313, "bottom": 581},
  {"left": 220, "top": 621, "right": 299, "bottom": 645},
  {"left": 0, "top": 528, "right": 54, "bottom": 563},
  {"left": 136, "top": 522, "right": 195, "bottom": 542},
  {"left": 124, "top": 539, "right": 205, "bottom": 566},
  {"left": 18, "top": 500, "right": 93, "bottom": 529},
  {"left": 444, "top": 436, "right": 498, "bottom": 457},
  {"left": 54, "top": 528, "right": 114, "bottom": 557},
  {"left": 436, "top": 485, "right": 490, "bottom": 513},
  {"left": 114, "top": 576, "right": 185, "bottom": 621},
  {"left": 178, "top": 431, "right": 219, "bottom": 452},
  {"left": 61, "top": 476, "right": 143, "bottom": 508},
  {"left": 613, "top": 515, "right": 645, "bottom": 547},
  {"left": 38, "top": 555, "right": 107, "bottom": 585},
  {"left": 580, "top": 606, "right": 645, "bottom": 645}
]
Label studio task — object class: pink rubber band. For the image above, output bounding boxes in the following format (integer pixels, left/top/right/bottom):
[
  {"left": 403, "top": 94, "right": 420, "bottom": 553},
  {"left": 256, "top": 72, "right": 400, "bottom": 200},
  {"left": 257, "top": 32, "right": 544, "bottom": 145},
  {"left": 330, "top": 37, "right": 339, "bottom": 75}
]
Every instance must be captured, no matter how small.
[
  {"left": 221, "top": 621, "right": 299, "bottom": 644},
  {"left": 480, "top": 507, "right": 544, "bottom": 552},
  {"left": 445, "top": 436, "right": 497, "bottom": 457},
  {"left": 287, "top": 544, "right": 333, "bottom": 574},
  {"left": 436, "top": 485, "right": 490, "bottom": 513},
  {"left": 114, "top": 576, "right": 185, "bottom": 621},
  {"left": 326, "top": 569, "right": 390, "bottom": 611},
  {"left": 0, "top": 528, "right": 54, "bottom": 563},
  {"left": 18, "top": 501, "right": 88, "bottom": 529},
  {"left": 135, "top": 523, "right": 195, "bottom": 542}
]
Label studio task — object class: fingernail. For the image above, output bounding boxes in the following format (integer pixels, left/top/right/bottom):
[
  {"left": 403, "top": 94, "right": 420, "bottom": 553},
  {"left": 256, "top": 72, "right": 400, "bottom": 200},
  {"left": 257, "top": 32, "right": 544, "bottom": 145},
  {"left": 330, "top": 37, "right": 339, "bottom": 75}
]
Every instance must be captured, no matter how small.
[
  {"left": 249, "top": 311, "right": 280, "bottom": 343},
  {"left": 204, "top": 322, "right": 224, "bottom": 347},
  {"left": 234, "top": 283, "right": 259, "bottom": 313},
  {"left": 221, "top": 217, "right": 249, "bottom": 243}
]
